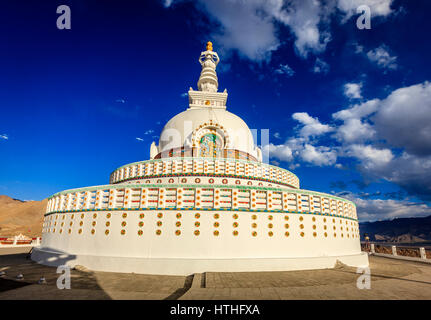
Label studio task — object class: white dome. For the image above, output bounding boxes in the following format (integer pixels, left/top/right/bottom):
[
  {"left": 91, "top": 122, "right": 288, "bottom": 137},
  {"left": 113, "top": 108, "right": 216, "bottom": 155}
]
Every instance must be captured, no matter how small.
[{"left": 158, "top": 107, "right": 261, "bottom": 160}]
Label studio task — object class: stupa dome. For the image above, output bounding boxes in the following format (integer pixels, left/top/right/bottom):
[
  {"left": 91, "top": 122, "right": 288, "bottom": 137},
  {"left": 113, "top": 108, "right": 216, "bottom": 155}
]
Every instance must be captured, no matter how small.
[{"left": 158, "top": 107, "right": 260, "bottom": 161}]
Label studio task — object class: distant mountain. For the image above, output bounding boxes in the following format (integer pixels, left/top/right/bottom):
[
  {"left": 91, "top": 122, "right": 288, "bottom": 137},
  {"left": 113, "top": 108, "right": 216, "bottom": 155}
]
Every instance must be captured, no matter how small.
[
  {"left": 359, "top": 215, "right": 431, "bottom": 243},
  {"left": 0, "top": 195, "right": 47, "bottom": 237}
]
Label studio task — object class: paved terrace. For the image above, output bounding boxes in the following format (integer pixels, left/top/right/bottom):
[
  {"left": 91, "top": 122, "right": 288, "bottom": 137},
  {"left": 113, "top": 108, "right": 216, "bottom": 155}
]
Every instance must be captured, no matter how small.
[{"left": 1, "top": 247, "right": 431, "bottom": 299}]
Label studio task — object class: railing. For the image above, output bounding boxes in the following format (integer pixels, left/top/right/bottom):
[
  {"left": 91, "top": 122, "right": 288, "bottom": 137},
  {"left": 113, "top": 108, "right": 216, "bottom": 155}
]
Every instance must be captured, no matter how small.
[
  {"left": 0, "top": 237, "right": 41, "bottom": 247},
  {"left": 45, "top": 183, "right": 357, "bottom": 221},
  {"left": 109, "top": 157, "right": 300, "bottom": 189},
  {"left": 361, "top": 242, "right": 431, "bottom": 261}
]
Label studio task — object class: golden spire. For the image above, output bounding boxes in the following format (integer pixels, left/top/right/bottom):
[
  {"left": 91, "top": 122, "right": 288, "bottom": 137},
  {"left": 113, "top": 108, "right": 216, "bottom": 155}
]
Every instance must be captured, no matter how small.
[{"left": 206, "top": 41, "right": 213, "bottom": 51}]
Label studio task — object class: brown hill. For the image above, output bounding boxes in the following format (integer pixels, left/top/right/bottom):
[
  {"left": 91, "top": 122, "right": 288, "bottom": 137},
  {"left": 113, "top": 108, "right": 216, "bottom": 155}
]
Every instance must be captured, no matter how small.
[{"left": 0, "top": 195, "right": 47, "bottom": 237}]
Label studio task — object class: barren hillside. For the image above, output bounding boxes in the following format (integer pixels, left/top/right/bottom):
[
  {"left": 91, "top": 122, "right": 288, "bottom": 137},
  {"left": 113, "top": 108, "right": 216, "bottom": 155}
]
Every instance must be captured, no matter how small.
[{"left": 0, "top": 195, "right": 46, "bottom": 237}]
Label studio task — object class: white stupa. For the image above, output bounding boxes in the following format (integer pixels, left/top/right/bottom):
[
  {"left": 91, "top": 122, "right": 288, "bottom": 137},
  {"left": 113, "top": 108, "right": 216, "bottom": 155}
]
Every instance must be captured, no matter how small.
[{"left": 32, "top": 42, "right": 368, "bottom": 275}]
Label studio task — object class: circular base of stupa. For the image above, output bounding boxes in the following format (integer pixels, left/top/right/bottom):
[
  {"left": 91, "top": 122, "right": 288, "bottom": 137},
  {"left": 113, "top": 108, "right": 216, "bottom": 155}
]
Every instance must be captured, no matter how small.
[{"left": 31, "top": 247, "right": 368, "bottom": 275}]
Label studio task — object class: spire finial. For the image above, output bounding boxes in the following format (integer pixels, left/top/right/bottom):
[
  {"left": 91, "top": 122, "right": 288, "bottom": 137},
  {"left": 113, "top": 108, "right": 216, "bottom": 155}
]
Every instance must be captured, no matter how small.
[
  {"left": 188, "top": 44, "right": 228, "bottom": 110},
  {"left": 206, "top": 41, "right": 213, "bottom": 51},
  {"left": 198, "top": 43, "right": 220, "bottom": 92}
]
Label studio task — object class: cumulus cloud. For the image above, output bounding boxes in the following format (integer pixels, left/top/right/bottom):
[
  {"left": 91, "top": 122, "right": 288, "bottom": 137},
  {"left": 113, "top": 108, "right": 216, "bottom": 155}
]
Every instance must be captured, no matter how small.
[
  {"left": 345, "top": 144, "right": 393, "bottom": 168},
  {"left": 357, "top": 199, "right": 431, "bottom": 221},
  {"left": 262, "top": 143, "right": 293, "bottom": 162},
  {"left": 357, "top": 153, "right": 431, "bottom": 202},
  {"left": 264, "top": 137, "right": 337, "bottom": 167},
  {"left": 332, "top": 98, "right": 379, "bottom": 143},
  {"left": 163, "top": 0, "right": 396, "bottom": 61},
  {"left": 336, "top": 0, "right": 394, "bottom": 20},
  {"left": 343, "top": 82, "right": 362, "bottom": 99},
  {"left": 341, "top": 192, "right": 431, "bottom": 222},
  {"left": 334, "top": 118, "right": 375, "bottom": 143},
  {"left": 266, "top": 81, "right": 431, "bottom": 202},
  {"left": 366, "top": 45, "right": 398, "bottom": 70},
  {"left": 373, "top": 82, "right": 431, "bottom": 156},
  {"left": 272, "top": 0, "right": 331, "bottom": 58},
  {"left": 292, "top": 112, "right": 334, "bottom": 138},
  {"left": 0, "top": 134, "right": 8, "bottom": 140},
  {"left": 265, "top": 113, "right": 336, "bottom": 167},
  {"left": 274, "top": 64, "right": 295, "bottom": 77},
  {"left": 194, "top": 0, "right": 281, "bottom": 61},
  {"left": 333, "top": 82, "right": 431, "bottom": 201},
  {"left": 333, "top": 99, "right": 379, "bottom": 121},
  {"left": 300, "top": 144, "right": 337, "bottom": 166}
]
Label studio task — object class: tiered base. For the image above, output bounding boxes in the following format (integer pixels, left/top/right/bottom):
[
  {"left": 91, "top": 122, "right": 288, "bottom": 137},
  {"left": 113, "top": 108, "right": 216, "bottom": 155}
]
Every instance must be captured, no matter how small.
[{"left": 31, "top": 247, "right": 368, "bottom": 275}]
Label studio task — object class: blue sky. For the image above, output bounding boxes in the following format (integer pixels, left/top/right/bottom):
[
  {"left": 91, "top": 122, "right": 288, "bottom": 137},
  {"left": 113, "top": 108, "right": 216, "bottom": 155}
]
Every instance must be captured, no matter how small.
[{"left": 1, "top": 0, "right": 431, "bottom": 222}]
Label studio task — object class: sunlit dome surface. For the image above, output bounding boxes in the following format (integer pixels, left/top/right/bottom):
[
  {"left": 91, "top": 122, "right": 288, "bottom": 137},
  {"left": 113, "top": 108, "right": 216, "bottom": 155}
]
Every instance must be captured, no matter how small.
[{"left": 158, "top": 107, "right": 259, "bottom": 160}]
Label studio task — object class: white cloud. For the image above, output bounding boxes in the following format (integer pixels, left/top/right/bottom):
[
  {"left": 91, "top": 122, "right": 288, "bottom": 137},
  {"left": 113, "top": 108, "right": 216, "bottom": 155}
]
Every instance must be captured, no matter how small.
[
  {"left": 136, "top": 137, "right": 144, "bottom": 142},
  {"left": 163, "top": 0, "right": 395, "bottom": 61},
  {"left": 373, "top": 81, "right": 431, "bottom": 156},
  {"left": 115, "top": 98, "right": 126, "bottom": 103},
  {"left": 332, "top": 81, "right": 431, "bottom": 201},
  {"left": 332, "top": 95, "right": 380, "bottom": 143},
  {"left": 343, "top": 82, "right": 362, "bottom": 99},
  {"left": 265, "top": 113, "right": 336, "bottom": 166},
  {"left": 197, "top": 0, "right": 281, "bottom": 61},
  {"left": 271, "top": 0, "right": 331, "bottom": 58},
  {"left": 366, "top": 45, "right": 397, "bottom": 69},
  {"left": 0, "top": 134, "right": 8, "bottom": 140},
  {"left": 340, "top": 192, "right": 431, "bottom": 222},
  {"left": 180, "top": 92, "right": 188, "bottom": 98},
  {"left": 144, "top": 130, "right": 154, "bottom": 135},
  {"left": 345, "top": 144, "right": 393, "bottom": 168},
  {"left": 265, "top": 81, "right": 431, "bottom": 203},
  {"left": 332, "top": 99, "right": 379, "bottom": 120},
  {"left": 292, "top": 112, "right": 334, "bottom": 138},
  {"left": 357, "top": 152, "right": 431, "bottom": 202},
  {"left": 300, "top": 144, "right": 337, "bottom": 166},
  {"left": 274, "top": 64, "right": 295, "bottom": 77},
  {"left": 264, "top": 137, "right": 337, "bottom": 167},
  {"left": 273, "top": 132, "right": 281, "bottom": 139},
  {"left": 262, "top": 143, "right": 293, "bottom": 162},
  {"left": 337, "top": 0, "right": 393, "bottom": 19},
  {"left": 357, "top": 199, "right": 431, "bottom": 221},
  {"left": 335, "top": 118, "right": 375, "bottom": 143},
  {"left": 312, "top": 58, "right": 330, "bottom": 74}
]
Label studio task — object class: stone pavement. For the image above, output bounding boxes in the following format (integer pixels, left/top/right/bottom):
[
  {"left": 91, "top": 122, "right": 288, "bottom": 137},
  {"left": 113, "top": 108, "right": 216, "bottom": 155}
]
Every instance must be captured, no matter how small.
[{"left": 1, "top": 247, "right": 431, "bottom": 299}]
